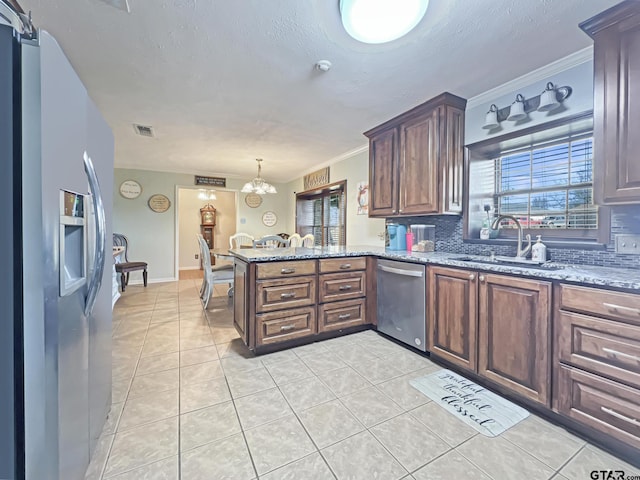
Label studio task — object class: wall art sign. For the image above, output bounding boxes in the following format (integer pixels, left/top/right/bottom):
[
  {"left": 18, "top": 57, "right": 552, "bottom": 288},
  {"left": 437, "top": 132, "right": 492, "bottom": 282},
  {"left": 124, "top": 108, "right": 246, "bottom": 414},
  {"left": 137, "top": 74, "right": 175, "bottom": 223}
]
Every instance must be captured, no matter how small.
[
  {"left": 356, "top": 181, "right": 368, "bottom": 215},
  {"left": 245, "top": 193, "right": 263, "bottom": 208},
  {"left": 303, "top": 167, "right": 330, "bottom": 190},
  {"left": 119, "top": 180, "right": 142, "bottom": 199},
  {"left": 261, "top": 211, "right": 278, "bottom": 227},
  {"left": 195, "top": 175, "right": 226, "bottom": 187},
  {"left": 148, "top": 194, "right": 171, "bottom": 213}
]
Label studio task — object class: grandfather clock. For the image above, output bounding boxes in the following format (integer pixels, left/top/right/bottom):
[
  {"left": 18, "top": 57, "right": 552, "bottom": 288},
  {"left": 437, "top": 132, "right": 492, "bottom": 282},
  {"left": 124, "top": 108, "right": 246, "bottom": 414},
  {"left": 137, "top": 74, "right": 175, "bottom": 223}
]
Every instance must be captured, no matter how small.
[{"left": 200, "top": 204, "right": 216, "bottom": 267}]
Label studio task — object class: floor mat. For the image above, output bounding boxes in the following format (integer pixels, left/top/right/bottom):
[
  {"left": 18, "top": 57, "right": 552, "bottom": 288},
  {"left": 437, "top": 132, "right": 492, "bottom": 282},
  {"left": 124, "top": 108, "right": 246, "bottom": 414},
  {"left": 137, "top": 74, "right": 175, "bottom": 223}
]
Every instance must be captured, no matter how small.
[{"left": 410, "top": 369, "right": 529, "bottom": 437}]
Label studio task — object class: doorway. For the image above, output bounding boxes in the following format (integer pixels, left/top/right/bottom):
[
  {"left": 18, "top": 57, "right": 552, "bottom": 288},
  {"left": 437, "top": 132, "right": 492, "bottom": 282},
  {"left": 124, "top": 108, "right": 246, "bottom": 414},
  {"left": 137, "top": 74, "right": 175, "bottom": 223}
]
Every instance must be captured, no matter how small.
[{"left": 176, "top": 186, "right": 237, "bottom": 278}]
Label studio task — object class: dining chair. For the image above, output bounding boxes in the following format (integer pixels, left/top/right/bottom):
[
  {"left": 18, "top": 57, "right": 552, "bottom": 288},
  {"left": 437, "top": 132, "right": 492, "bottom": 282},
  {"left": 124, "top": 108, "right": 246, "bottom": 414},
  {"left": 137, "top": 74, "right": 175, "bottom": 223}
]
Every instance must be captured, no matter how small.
[
  {"left": 113, "top": 233, "right": 147, "bottom": 292},
  {"left": 229, "top": 232, "right": 254, "bottom": 249},
  {"left": 288, "top": 233, "right": 302, "bottom": 247},
  {"left": 253, "top": 235, "right": 290, "bottom": 248},
  {"left": 198, "top": 234, "right": 234, "bottom": 309},
  {"left": 301, "top": 234, "right": 315, "bottom": 247}
]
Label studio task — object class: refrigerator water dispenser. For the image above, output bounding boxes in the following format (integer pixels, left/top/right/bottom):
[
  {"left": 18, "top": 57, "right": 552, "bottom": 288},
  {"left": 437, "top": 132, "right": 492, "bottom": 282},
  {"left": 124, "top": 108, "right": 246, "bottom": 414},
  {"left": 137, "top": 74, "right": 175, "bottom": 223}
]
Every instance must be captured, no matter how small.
[{"left": 59, "top": 190, "right": 87, "bottom": 296}]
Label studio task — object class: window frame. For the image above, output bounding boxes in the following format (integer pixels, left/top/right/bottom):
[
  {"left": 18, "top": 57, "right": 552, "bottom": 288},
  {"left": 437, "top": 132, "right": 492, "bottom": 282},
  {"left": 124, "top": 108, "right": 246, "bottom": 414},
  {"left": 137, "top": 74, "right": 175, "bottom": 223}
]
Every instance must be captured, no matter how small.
[
  {"left": 295, "top": 180, "right": 347, "bottom": 246},
  {"left": 463, "top": 111, "right": 610, "bottom": 246}
]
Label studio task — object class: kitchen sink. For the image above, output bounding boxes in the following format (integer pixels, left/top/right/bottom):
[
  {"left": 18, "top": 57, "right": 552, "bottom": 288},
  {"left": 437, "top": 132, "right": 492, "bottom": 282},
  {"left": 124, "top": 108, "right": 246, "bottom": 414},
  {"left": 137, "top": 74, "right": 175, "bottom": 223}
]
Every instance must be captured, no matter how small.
[{"left": 453, "top": 257, "right": 566, "bottom": 271}]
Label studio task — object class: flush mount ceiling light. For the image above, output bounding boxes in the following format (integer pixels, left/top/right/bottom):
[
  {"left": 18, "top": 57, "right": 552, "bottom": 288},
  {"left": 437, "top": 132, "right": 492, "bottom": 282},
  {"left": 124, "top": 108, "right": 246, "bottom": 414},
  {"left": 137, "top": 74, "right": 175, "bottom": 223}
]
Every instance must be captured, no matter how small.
[
  {"left": 340, "top": 0, "right": 429, "bottom": 44},
  {"left": 197, "top": 189, "right": 217, "bottom": 201},
  {"left": 241, "top": 159, "right": 277, "bottom": 194}
]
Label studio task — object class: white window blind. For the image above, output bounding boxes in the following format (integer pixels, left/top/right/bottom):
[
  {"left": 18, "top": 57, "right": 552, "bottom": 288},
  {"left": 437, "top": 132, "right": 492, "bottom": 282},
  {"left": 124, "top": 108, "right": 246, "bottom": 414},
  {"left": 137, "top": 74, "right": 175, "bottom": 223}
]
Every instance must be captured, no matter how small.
[
  {"left": 296, "top": 185, "right": 346, "bottom": 246},
  {"left": 495, "top": 136, "right": 596, "bottom": 230}
]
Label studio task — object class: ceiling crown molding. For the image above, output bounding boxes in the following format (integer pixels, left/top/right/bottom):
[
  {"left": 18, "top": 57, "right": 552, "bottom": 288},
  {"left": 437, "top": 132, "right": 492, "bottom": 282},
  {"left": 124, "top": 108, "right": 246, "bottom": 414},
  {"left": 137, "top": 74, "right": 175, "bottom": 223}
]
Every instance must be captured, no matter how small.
[
  {"left": 466, "top": 46, "right": 593, "bottom": 111},
  {"left": 284, "top": 143, "right": 369, "bottom": 183}
]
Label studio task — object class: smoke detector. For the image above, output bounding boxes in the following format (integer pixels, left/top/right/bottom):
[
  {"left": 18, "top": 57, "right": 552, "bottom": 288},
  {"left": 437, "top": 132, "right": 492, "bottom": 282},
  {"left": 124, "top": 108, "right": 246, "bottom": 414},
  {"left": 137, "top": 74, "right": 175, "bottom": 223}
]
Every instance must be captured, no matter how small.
[
  {"left": 133, "top": 124, "right": 154, "bottom": 137},
  {"left": 315, "top": 60, "right": 332, "bottom": 72}
]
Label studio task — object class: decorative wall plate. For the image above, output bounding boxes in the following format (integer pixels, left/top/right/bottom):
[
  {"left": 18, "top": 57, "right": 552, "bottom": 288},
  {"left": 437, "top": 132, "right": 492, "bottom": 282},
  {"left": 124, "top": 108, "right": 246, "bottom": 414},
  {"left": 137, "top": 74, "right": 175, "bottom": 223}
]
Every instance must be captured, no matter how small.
[
  {"left": 148, "top": 194, "right": 171, "bottom": 213},
  {"left": 245, "top": 193, "right": 263, "bottom": 208},
  {"left": 261, "top": 211, "right": 277, "bottom": 227},
  {"left": 119, "top": 180, "right": 142, "bottom": 199}
]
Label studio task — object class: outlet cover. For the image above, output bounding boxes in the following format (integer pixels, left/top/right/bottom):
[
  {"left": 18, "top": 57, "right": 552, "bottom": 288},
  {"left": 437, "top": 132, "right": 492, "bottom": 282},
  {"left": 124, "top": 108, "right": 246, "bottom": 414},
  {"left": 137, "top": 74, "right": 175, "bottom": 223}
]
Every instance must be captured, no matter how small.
[
  {"left": 615, "top": 234, "right": 640, "bottom": 254},
  {"left": 195, "top": 254, "right": 199, "bottom": 259}
]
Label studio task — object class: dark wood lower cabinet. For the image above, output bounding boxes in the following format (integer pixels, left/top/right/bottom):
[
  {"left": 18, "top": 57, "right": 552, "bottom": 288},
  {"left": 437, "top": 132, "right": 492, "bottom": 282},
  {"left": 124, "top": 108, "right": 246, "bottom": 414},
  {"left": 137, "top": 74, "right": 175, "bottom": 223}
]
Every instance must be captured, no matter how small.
[
  {"left": 478, "top": 274, "right": 552, "bottom": 406},
  {"left": 428, "top": 266, "right": 477, "bottom": 371},
  {"left": 556, "top": 365, "right": 640, "bottom": 450}
]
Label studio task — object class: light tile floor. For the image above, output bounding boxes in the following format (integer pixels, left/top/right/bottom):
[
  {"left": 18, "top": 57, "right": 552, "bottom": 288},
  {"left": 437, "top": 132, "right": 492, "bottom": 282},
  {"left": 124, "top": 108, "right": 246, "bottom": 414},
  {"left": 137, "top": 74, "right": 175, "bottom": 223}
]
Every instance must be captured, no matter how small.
[{"left": 86, "top": 280, "right": 640, "bottom": 480}]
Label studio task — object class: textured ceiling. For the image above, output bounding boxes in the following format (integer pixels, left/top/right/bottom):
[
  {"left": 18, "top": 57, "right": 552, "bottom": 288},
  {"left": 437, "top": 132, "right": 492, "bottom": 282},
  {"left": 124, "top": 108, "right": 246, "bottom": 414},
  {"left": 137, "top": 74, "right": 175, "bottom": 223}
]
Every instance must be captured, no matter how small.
[{"left": 20, "top": 0, "right": 618, "bottom": 182}]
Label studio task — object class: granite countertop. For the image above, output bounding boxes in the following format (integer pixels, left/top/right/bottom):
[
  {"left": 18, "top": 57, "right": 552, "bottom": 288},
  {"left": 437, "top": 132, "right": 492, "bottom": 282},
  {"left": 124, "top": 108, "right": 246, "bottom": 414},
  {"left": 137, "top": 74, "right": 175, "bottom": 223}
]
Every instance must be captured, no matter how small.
[{"left": 230, "top": 245, "right": 640, "bottom": 291}]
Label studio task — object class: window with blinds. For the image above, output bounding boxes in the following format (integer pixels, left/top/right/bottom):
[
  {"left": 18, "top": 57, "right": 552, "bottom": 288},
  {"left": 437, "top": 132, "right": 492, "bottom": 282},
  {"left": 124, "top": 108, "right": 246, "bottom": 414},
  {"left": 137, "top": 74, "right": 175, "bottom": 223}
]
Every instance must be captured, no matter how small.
[
  {"left": 296, "top": 181, "right": 346, "bottom": 246},
  {"left": 495, "top": 135, "right": 596, "bottom": 230}
]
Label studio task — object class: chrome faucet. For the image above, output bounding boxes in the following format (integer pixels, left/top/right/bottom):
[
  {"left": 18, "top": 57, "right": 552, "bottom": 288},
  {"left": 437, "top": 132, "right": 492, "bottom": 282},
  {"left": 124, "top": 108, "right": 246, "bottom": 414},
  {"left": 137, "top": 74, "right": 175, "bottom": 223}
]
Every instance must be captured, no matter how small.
[{"left": 491, "top": 215, "right": 532, "bottom": 260}]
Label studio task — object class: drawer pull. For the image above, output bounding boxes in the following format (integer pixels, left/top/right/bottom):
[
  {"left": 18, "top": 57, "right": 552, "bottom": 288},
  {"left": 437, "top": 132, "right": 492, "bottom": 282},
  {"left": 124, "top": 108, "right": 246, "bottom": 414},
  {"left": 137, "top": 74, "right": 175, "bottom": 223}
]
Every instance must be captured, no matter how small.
[
  {"left": 281, "top": 268, "right": 296, "bottom": 274},
  {"left": 602, "top": 347, "right": 640, "bottom": 364},
  {"left": 280, "top": 292, "right": 296, "bottom": 299},
  {"left": 280, "top": 325, "right": 296, "bottom": 332},
  {"left": 338, "top": 313, "right": 352, "bottom": 320},
  {"left": 600, "top": 406, "right": 639, "bottom": 426},
  {"left": 338, "top": 285, "right": 353, "bottom": 291},
  {"left": 339, "top": 263, "right": 352, "bottom": 269},
  {"left": 603, "top": 302, "right": 640, "bottom": 316}
]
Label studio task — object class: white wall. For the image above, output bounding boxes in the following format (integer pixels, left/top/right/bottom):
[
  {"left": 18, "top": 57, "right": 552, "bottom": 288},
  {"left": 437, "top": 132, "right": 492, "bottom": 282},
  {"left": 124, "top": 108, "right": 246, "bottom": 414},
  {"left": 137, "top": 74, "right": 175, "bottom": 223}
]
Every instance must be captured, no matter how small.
[
  {"left": 465, "top": 57, "right": 594, "bottom": 145},
  {"left": 114, "top": 168, "right": 290, "bottom": 282},
  {"left": 178, "top": 188, "right": 236, "bottom": 270},
  {"left": 285, "top": 149, "right": 385, "bottom": 246}
]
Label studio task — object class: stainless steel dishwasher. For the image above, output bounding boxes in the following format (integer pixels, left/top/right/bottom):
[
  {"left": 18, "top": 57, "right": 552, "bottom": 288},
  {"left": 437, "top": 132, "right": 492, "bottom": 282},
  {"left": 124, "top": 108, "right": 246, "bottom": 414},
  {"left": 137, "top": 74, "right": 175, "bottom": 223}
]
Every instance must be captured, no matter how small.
[{"left": 376, "top": 259, "right": 427, "bottom": 351}]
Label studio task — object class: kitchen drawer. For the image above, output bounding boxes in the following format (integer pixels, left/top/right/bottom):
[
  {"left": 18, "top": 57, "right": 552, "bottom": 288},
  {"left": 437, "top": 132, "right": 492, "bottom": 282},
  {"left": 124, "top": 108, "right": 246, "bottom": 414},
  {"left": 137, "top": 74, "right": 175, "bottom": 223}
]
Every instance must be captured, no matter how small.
[
  {"left": 256, "top": 276, "right": 316, "bottom": 313},
  {"left": 256, "top": 307, "right": 316, "bottom": 346},
  {"left": 318, "top": 298, "right": 366, "bottom": 333},
  {"left": 256, "top": 260, "right": 317, "bottom": 279},
  {"left": 559, "top": 284, "right": 640, "bottom": 326},
  {"left": 319, "top": 257, "right": 366, "bottom": 273},
  {"left": 556, "top": 365, "right": 640, "bottom": 450},
  {"left": 556, "top": 311, "right": 640, "bottom": 389},
  {"left": 319, "top": 271, "right": 366, "bottom": 303}
]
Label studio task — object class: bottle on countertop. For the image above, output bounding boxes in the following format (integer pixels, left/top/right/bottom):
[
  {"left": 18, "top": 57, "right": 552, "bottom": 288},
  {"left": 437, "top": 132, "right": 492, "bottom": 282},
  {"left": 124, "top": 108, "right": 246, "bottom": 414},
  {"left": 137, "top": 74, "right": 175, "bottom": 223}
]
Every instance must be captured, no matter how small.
[{"left": 531, "top": 235, "right": 547, "bottom": 263}]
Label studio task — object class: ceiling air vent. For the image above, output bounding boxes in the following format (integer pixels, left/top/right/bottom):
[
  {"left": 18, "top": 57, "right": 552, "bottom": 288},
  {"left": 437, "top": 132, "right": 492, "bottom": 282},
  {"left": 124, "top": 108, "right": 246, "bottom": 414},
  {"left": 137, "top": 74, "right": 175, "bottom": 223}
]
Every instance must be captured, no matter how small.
[{"left": 133, "top": 124, "right": 154, "bottom": 137}]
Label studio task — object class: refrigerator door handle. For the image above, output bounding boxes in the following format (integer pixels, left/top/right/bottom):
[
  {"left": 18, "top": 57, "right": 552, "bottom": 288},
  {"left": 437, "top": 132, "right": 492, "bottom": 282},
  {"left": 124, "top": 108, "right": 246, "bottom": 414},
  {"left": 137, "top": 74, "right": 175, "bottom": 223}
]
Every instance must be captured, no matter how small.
[{"left": 83, "top": 151, "right": 106, "bottom": 316}]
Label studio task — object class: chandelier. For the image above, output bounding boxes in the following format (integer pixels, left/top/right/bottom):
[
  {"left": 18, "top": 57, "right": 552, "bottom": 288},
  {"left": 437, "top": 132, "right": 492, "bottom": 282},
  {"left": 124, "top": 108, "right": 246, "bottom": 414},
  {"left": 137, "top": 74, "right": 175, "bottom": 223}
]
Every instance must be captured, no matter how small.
[
  {"left": 197, "top": 189, "right": 217, "bottom": 201},
  {"left": 241, "top": 159, "right": 277, "bottom": 194}
]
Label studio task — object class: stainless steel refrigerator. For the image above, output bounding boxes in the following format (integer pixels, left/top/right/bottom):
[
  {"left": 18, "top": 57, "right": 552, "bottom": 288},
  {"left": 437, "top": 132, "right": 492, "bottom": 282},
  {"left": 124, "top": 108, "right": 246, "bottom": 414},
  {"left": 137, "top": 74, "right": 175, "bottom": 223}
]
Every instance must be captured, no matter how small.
[{"left": 0, "top": 7, "right": 114, "bottom": 480}]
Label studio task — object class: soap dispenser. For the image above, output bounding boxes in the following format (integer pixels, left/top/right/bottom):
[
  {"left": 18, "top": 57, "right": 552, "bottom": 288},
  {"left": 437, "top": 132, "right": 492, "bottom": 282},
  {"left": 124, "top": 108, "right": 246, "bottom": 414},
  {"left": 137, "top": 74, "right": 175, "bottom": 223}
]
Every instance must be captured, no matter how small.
[{"left": 531, "top": 235, "right": 547, "bottom": 263}]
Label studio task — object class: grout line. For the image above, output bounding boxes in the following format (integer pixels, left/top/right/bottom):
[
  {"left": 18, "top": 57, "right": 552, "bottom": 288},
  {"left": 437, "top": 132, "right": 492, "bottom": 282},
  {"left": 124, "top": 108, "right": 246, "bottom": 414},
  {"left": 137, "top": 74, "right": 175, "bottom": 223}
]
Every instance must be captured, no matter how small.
[{"left": 225, "top": 375, "right": 260, "bottom": 479}]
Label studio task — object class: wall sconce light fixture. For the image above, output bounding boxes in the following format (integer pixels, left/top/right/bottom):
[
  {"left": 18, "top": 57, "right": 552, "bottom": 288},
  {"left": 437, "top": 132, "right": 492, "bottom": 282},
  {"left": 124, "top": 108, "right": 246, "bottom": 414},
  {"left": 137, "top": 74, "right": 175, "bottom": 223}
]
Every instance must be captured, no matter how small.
[{"left": 482, "top": 82, "right": 572, "bottom": 129}]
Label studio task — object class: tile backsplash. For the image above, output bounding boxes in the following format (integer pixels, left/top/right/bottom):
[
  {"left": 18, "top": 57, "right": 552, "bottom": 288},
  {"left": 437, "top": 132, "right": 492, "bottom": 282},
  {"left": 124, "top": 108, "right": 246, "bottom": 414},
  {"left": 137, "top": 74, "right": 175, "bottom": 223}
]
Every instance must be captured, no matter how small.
[{"left": 393, "top": 205, "right": 640, "bottom": 269}]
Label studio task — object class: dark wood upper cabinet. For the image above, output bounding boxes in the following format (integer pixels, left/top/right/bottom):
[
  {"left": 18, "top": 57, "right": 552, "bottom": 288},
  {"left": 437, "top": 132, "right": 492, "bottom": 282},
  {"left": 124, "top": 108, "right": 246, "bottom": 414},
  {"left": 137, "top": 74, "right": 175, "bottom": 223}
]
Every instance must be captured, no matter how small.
[
  {"left": 368, "top": 129, "right": 398, "bottom": 216},
  {"left": 478, "top": 274, "right": 552, "bottom": 406},
  {"left": 399, "top": 109, "right": 439, "bottom": 215},
  {"left": 364, "top": 92, "right": 466, "bottom": 217},
  {"left": 581, "top": 1, "right": 640, "bottom": 204}
]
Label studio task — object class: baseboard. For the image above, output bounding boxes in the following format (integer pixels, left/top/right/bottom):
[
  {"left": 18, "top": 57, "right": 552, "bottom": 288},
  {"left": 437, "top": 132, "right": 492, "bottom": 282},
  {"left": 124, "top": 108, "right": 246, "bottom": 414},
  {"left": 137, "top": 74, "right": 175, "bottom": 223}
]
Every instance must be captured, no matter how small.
[
  {"left": 126, "top": 276, "right": 178, "bottom": 285},
  {"left": 180, "top": 266, "right": 202, "bottom": 271}
]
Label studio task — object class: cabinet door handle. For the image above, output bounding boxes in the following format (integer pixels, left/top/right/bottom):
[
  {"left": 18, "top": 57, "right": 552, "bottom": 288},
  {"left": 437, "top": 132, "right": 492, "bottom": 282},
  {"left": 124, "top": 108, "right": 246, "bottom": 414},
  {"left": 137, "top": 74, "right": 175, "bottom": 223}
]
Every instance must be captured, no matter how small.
[
  {"left": 469, "top": 274, "right": 475, "bottom": 281},
  {"left": 338, "top": 313, "right": 352, "bottom": 320},
  {"left": 280, "top": 292, "right": 296, "bottom": 299},
  {"left": 338, "top": 285, "right": 353, "bottom": 291},
  {"left": 280, "top": 325, "right": 296, "bottom": 332},
  {"left": 600, "top": 407, "right": 639, "bottom": 426},
  {"left": 602, "top": 347, "right": 640, "bottom": 364},
  {"left": 281, "top": 268, "right": 296, "bottom": 274},
  {"left": 339, "top": 264, "right": 352, "bottom": 270},
  {"left": 479, "top": 275, "right": 486, "bottom": 282},
  {"left": 603, "top": 303, "right": 640, "bottom": 317}
]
